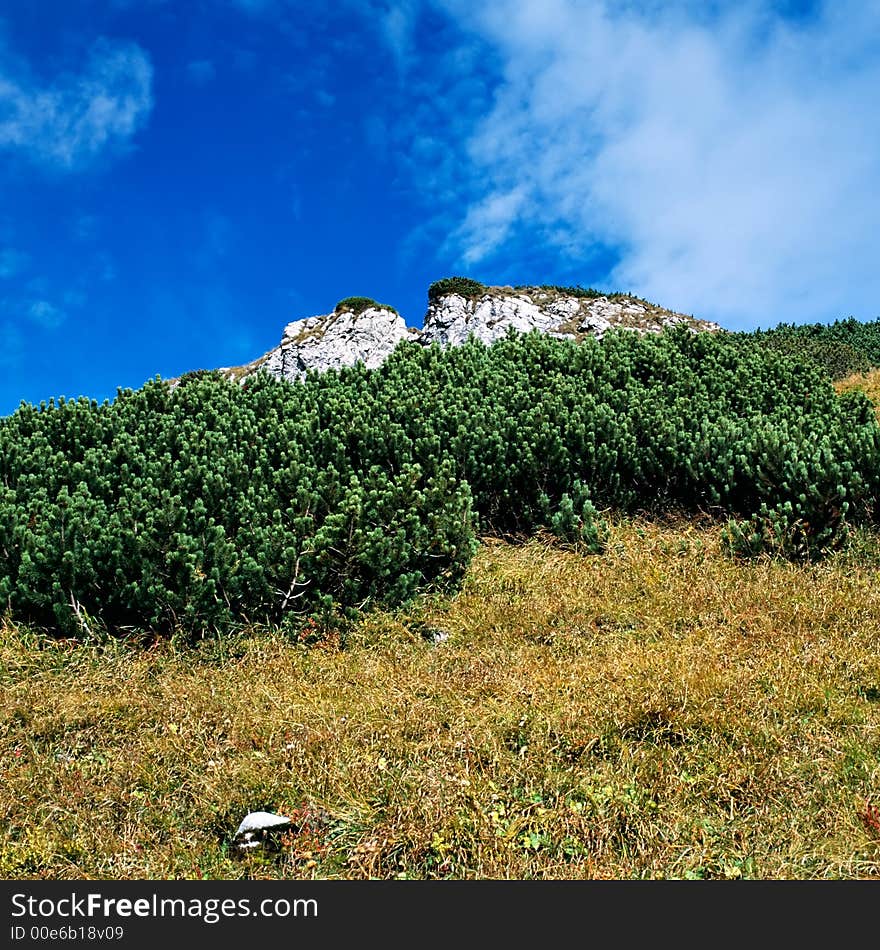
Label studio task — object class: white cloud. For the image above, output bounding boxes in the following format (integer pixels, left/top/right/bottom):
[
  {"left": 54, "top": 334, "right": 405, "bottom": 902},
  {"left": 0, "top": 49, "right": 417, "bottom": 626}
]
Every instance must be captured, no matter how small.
[
  {"left": 456, "top": 186, "right": 528, "bottom": 265},
  {"left": 429, "top": 0, "right": 880, "bottom": 328},
  {"left": 0, "top": 38, "right": 153, "bottom": 171}
]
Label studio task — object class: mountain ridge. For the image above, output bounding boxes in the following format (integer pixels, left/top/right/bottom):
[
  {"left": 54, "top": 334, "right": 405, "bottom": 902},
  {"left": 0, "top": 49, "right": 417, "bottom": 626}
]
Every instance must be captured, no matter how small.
[{"left": 201, "top": 282, "right": 722, "bottom": 386}]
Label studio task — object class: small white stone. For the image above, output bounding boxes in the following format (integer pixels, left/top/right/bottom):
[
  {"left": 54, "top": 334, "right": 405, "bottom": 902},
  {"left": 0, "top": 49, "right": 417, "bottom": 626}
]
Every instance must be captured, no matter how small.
[{"left": 234, "top": 811, "right": 291, "bottom": 838}]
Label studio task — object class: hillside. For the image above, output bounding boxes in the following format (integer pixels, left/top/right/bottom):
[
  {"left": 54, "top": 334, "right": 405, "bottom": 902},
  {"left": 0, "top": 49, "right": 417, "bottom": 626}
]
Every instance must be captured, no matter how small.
[
  {"left": 4, "top": 297, "right": 880, "bottom": 880},
  {"left": 5, "top": 323, "right": 879, "bottom": 640}
]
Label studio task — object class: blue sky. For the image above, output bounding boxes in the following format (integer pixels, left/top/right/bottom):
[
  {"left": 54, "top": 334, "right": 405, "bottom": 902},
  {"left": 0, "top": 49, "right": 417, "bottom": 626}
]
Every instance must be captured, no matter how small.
[{"left": 1, "top": 0, "right": 879, "bottom": 414}]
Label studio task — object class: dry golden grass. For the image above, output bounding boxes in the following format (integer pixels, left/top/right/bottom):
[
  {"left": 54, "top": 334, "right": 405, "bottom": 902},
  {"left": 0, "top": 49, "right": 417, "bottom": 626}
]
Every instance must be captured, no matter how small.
[
  {"left": 835, "top": 369, "right": 880, "bottom": 417},
  {"left": 3, "top": 518, "right": 880, "bottom": 880}
]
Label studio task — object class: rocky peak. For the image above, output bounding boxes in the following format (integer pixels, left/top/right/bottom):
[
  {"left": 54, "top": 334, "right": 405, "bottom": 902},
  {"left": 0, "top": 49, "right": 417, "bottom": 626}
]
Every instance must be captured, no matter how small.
[
  {"left": 421, "top": 286, "right": 720, "bottom": 347},
  {"left": 217, "top": 283, "right": 721, "bottom": 386},
  {"left": 226, "top": 302, "right": 415, "bottom": 384},
  {"left": 421, "top": 291, "right": 578, "bottom": 347}
]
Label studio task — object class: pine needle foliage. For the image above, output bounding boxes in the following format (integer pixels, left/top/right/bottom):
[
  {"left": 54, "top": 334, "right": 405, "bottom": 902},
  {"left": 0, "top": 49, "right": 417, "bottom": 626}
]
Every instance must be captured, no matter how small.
[
  {"left": 427, "top": 277, "right": 487, "bottom": 301},
  {"left": 2, "top": 327, "right": 879, "bottom": 637},
  {"left": 334, "top": 297, "right": 398, "bottom": 316},
  {"left": 737, "top": 316, "right": 880, "bottom": 380}
]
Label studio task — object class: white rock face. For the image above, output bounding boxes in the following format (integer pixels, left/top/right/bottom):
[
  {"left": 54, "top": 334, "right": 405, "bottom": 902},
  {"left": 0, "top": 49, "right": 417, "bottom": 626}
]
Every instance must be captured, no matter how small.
[
  {"left": 420, "top": 290, "right": 721, "bottom": 347},
  {"left": 260, "top": 306, "right": 413, "bottom": 383},
  {"left": 578, "top": 297, "right": 646, "bottom": 337},
  {"left": 421, "top": 292, "right": 577, "bottom": 347}
]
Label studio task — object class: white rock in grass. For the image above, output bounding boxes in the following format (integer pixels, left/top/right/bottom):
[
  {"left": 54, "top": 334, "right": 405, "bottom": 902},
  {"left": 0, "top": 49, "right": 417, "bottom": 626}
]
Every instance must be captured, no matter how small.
[{"left": 234, "top": 811, "right": 291, "bottom": 850}]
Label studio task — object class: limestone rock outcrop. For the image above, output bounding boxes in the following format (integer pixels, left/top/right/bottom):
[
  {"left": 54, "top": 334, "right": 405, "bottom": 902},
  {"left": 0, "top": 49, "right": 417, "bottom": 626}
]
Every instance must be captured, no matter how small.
[
  {"left": 225, "top": 305, "right": 415, "bottom": 384},
  {"left": 421, "top": 291, "right": 580, "bottom": 346},
  {"left": 216, "top": 285, "right": 721, "bottom": 386},
  {"left": 419, "top": 287, "right": 719, "bottom": 346}
]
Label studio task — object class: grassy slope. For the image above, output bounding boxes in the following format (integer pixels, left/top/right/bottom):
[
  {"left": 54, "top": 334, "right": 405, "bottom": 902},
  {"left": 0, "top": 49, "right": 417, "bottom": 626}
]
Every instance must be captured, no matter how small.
[{"left": 3, "top": 518, "right": 880, "bottom": 880}]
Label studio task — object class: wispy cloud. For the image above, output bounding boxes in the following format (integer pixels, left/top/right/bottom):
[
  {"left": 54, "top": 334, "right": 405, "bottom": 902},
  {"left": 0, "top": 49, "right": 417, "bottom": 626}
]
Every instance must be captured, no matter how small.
[
  {"left": 0, "top": 37, "right": 153, "bottom": 171},
  {"left": 457, "top": 186, "right": 528, "bottom": 266},
  {"left": 421, "top": 0, "right": 880, "bottom": 328},
  {"left": 379, "top": 0, "right": 421, "bottom": 73},
  {"left": 2, "top": 286, "right": 81, "bottom": 332},
  {"left": 314, "top": 88, "right": 335, "bottom": 107},
  {"left": 28, "top": 300, "right": 66, "bottom": 329}
]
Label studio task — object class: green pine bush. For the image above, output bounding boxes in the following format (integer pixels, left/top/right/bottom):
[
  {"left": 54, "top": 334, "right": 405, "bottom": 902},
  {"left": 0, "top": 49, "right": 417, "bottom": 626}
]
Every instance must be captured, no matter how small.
[
  {"left": 427, "top": 277, "right": 487, "bottom": 302},
  {"left": 334, "top": 296, "right": 398, "bottom": 316},
  {"left": 3, "top": 323, "right": 880, "bottom": 639},
  {"left": 734, "top": 316, "right": 880, "bottom": 380}
]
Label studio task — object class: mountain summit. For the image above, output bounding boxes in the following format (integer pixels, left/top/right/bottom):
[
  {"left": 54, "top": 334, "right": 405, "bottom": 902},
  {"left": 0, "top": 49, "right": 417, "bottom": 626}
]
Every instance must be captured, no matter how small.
[{"left": 215, "top": 281, "right": 722, "bottom": 385}]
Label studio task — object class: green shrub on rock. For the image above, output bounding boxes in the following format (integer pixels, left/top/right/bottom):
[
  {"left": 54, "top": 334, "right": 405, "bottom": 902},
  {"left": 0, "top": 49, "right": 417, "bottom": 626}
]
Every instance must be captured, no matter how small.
[
  {"left": 334, "top": 296, "right": 398, "bottom": 316},
  {"left": 427, "top": 277, "right": 487, "bottom": 302}
]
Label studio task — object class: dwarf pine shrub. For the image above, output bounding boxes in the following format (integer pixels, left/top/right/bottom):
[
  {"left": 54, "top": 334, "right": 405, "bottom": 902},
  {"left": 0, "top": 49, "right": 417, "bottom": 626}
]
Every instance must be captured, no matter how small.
[
  {"left": 2, "top": 325, "right": 880, "bottom": 637},
  {"left": 334, "top": 296, "right": 397, "bottom": 315},
  {"left": 427, "top": 277, "right": 487, "bottom": 301},
  {"left": 736, "top": 316, "right": 880, "bottom": 380}
]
